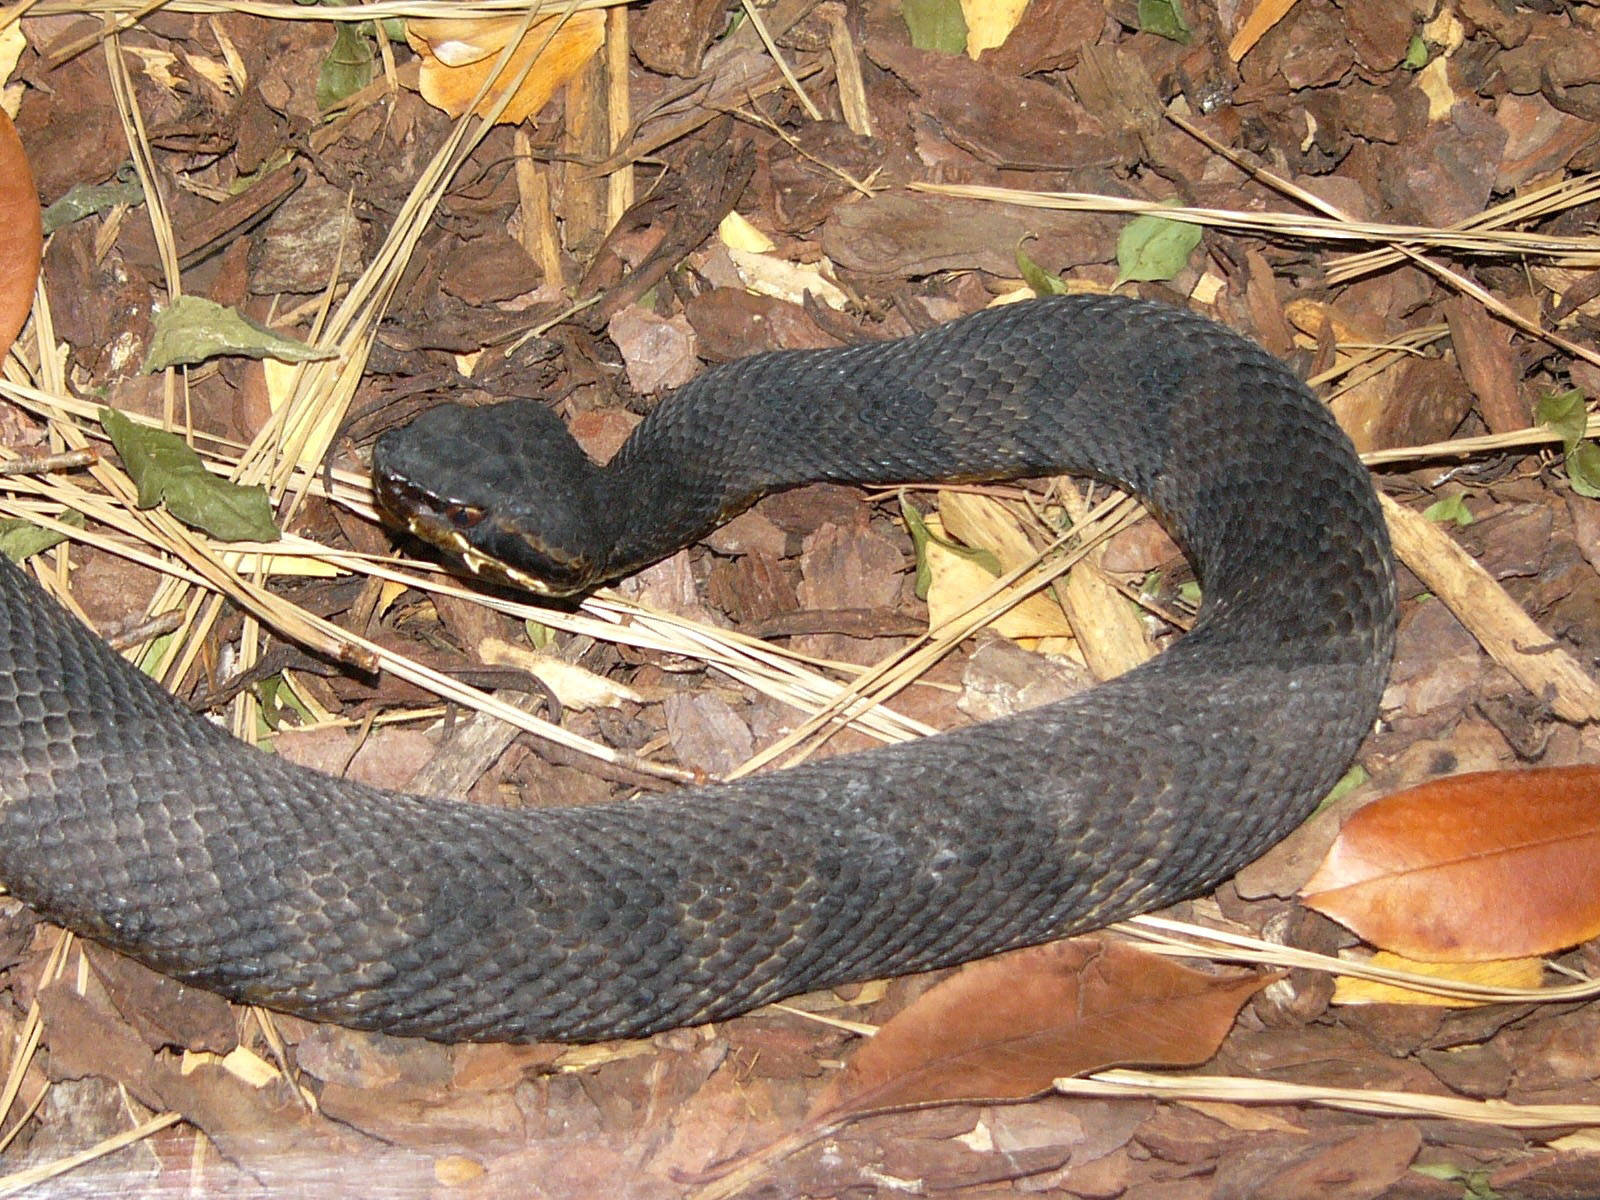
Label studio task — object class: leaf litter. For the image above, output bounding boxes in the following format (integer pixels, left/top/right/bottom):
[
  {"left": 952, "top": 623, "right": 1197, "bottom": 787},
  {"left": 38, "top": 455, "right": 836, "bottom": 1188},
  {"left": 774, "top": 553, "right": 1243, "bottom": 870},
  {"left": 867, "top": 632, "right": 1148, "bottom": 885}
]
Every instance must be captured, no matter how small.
[{"left": 1, "top": 1, "right": 1600, "bottom": 1197}]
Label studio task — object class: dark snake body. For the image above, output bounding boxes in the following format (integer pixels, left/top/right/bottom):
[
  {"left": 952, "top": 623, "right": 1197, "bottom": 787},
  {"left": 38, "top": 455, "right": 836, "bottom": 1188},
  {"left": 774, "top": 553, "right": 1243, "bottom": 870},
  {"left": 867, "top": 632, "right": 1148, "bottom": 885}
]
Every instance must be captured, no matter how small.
[{"left": 0, "top": 296, "right": 1395, "bottom": 1041}]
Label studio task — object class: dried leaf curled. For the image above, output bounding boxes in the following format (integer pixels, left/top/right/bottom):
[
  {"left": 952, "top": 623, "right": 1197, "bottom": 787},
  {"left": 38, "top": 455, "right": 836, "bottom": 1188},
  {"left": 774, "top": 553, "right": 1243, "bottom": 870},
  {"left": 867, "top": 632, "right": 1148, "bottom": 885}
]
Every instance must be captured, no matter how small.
[{"left": 407, "top": 13, "right": 605, "bottom": 125}]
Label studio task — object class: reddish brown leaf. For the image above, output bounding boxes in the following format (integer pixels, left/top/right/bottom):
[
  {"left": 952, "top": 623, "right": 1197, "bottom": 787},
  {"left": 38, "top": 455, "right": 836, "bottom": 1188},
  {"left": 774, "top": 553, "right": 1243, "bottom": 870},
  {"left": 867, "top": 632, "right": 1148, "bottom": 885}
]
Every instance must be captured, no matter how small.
[
  {"left": 810, "top": 937, "right": 1270, "bottom": 1122},
  {"left": 0, "top": 109, "right": 42, "bottom": 358},
  {"left": 1303, "top": 766, "right": 1600, "bottom": 961}
]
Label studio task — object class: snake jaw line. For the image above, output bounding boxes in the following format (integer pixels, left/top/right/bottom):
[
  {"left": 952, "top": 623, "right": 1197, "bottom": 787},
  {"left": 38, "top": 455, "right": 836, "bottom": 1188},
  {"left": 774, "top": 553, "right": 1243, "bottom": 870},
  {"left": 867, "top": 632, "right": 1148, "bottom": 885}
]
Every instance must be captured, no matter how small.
[
  {"left": 397, "top": 515, "right": 556, "bottom": 595},
  {"left": 454, "top": 532, "right": 558, "bottom": 595}
]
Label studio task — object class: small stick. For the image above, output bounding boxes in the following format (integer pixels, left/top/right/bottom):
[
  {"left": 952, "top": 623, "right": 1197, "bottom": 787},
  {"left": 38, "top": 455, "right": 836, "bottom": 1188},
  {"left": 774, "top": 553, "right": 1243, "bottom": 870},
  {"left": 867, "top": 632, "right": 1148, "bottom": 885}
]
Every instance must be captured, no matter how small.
[
  {"left": 1380, "top": 492, "right": 1600, "bottom": 723},
  {"left": 0, "top": 449, "right": 97, "bottom": 475}
]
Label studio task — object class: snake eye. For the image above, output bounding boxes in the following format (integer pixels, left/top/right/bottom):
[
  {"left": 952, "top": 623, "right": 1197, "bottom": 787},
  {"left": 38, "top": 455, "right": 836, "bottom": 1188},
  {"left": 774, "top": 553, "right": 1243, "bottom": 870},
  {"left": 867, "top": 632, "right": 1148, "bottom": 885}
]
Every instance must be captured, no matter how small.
[{"left": 444, "top": 502, "right": 487, "bottom": 528}]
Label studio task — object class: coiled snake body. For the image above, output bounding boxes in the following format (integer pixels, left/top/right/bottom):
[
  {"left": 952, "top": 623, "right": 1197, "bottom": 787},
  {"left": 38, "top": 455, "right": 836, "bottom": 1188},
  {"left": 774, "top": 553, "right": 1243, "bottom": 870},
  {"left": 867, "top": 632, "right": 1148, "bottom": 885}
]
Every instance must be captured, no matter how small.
[{"left": 0, "top": 296, "right": 1394, "bottom": 1041}]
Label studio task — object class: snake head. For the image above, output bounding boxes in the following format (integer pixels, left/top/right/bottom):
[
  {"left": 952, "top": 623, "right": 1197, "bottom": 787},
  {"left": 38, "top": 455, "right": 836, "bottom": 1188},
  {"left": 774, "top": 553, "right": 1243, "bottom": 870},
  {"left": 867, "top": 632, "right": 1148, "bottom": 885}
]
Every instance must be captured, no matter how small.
[{"left": 372, "top": 400, "right": 612, "bottom": 597}]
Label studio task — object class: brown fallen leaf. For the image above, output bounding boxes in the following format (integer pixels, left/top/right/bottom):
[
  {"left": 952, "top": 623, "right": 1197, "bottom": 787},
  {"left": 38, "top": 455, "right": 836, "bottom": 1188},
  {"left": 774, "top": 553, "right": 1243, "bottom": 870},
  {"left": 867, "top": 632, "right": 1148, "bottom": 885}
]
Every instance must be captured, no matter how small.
[
  {"left": 407, "top": 12, "right": 605, "bottom": 125},
  {"left": 1303, "top": 766, "right": 1600, "bottom": 961},
  {"left": 0, "top": 108, "right": 42, "bottom": 357},
  {"left": 810, "top": 937, "right": 1271, "bottom": 1122}
]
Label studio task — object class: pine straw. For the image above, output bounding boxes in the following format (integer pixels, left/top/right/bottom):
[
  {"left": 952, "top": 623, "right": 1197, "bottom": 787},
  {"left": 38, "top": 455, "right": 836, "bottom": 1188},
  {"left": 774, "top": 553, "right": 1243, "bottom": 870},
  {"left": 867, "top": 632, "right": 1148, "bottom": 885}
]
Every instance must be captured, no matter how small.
[
  {"left": 1058, "top": 1071, "right": 1600, "bottom": 1129},
  {"left": 17, "top": 0, "right": 622, "bottom": 26},
  {"left": 2, "top": 0, "right": 1599, "bottom": 1183},
  {"left": 914, "top": 173, "right": 1600, "bottom": 267},
  {"left": 0, "top": 1113, "right": 182, "bottom": 1197},
  {"left": 1121, "top": 915, "right": 1600, "bottom": 1006},
  {"left": 916, "top": 112, "right": 1600, "bottom": 373}
]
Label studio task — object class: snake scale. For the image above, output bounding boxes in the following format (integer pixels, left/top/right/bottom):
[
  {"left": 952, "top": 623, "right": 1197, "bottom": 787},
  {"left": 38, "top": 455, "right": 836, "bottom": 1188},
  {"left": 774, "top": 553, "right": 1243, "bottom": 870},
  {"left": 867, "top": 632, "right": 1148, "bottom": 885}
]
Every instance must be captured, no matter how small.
[{"left": 0, "top": 295, "right": 1395, "bottom": 1042}]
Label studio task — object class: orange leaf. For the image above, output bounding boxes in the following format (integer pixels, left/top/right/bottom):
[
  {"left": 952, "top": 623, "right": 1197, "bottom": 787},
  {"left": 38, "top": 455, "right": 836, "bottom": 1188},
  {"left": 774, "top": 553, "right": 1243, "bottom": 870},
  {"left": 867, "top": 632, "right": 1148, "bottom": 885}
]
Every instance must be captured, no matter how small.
[
  {"left": 1303, "top": 766, "right": 1600, "bottom": 961},
  {"left": 1227, "top": 0, "right": 1301, "bottom": 62},
  {"left": 406, "top": 13, "right": 605, "bottom": 125},
  {"left": 0, "top": 109, "right": 41, "bottom": 358},
  {"left": 810, "top": 937, "right": 1270, "bottom": 1122}
]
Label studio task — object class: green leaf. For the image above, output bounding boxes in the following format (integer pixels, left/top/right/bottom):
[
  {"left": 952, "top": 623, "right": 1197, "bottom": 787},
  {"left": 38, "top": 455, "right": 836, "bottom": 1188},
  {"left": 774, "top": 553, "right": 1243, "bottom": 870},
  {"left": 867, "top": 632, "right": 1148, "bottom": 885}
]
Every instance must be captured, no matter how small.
[
  {"left": 1422, "top": 491, "right": 1474, "bottom": 526},
  {"left": 1567, "top": 441, "right": 1600, "bottom": 499},
  {"left": 1315, "top": 763, "right": 1370, "bottom": 814},
  {"left": 901, "top": 494, "right": 937, "bottom": 600},
  {"left": 101, "top": 407, "right": 280, "bottom": 542},
  {"left": 133, "top": 629, "right": 178, "bottom": 682},
  {"left": 1137, "top": 0, "right": 1191, "bottom": 43},
  {"left": 143, "top": 295, "right": 334, "bottom": 372},
  {"left": 1178, "top": 579, "right": 1202, "bottom": 608},
  {"left": 1017, "top": 240, "right": 1069, "bottom": 297},
  {"left": 255, "top": 673, "right": 315, "bottom": 735},
  {"left": 1408, "top": 1164, "right": 1498, "bottom": 1200},
  {"left": 1536, "top": 388, "right": 1600, "bottom": 497},
  {"left": 902, "top": 0, "right": 967, "bottom": 53},
  {"left": 1536, "top": 387, "right": 1587, "bottom": 455},
  {"left": 1401, "top": 33, "right": 1429, "bottom": 69},
  {"left": 525, "top": 618, "right": 556, "bottom": 650},
  {"left": 0, "top": 509, "right": 84, "bottom": 563},
  {"left": 899, "top": 493, "right": 1002, "bottom": 601},
  {"left": 1113, "top": 207, "right": 1203, "bottom": 289},
  {"left": 317, "top": 21, "right": 375, "bottom": 110},
  {"left": 41, "top": 165, "right": 145, "bottom": 235}
]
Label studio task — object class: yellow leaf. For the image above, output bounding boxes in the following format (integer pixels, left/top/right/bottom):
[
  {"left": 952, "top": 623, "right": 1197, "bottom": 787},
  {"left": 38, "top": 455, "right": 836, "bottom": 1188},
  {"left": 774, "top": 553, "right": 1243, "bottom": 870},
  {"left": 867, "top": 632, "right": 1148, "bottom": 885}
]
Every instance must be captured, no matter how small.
[
  {"left": 262, "top": 357, "right": 346, "bottom": 478},
  {"left": 1422, "top": 7, "right": 1465, "bottom": 52},
  {"left": 221, "top": 1045, "right": 280, "bottom": 1088},
  {"left": 1331, "top": 950, "right": 1543, "bottom": 1008},
  {"left": 434, "top": 1156, "right": 487, "bottom": 1187},
  {"left": 1283, "top": 298, "right": 1365, "bottom": 348},
  {"left": 407, "top": 12, "right": 605, "bottom": 125},
  {"left": 923, "top": 512, "right": 1074, "bottom": 642},
  {"left": 717, "top": 210, "right": 775, "bottom": 253},
  {"left": 479, "top": 636, "right": 644, "bottom": 710},
  {"left": 377, "top": 578, "right": 409, "bottom": 616},
  {"left": 962, "top": 0, "right": 1030, "bottom": 57},
  {"left": 1190, "top": 271, "right": 1226, "bottom": 305},
  {"left": 938, "top": 490, "right": 1045, "bottom": 573},
  {"left": 1417, "top": 56, "right": 1456, "bottom": 123},
  {"left": 724, "top": 247, "right": 850, "bottom": 309},
  {"left": 1, "top": 21, "right": 29, "bottom": 96},
  {"left": 180, "top": 1045, "right": 278, "bottom": 1087}
]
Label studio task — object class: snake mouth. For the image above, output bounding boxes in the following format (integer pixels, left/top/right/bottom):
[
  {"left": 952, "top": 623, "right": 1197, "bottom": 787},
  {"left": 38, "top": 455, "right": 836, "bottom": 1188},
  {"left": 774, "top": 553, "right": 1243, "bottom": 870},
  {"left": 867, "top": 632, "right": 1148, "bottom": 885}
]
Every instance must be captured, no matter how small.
[
  {"left": 373, "top": 466, "right": 591, "bottom": 597},
  {"left": 408, "top": 515, "right": 559, "bottom": 596}
]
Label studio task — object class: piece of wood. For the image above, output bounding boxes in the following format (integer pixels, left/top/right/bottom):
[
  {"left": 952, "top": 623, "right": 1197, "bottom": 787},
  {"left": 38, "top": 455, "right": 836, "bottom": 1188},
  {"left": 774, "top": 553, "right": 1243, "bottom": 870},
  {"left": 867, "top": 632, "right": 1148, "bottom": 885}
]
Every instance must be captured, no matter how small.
[{"left": 1381, "top": 492, "right": 1600, "bottom": 723}]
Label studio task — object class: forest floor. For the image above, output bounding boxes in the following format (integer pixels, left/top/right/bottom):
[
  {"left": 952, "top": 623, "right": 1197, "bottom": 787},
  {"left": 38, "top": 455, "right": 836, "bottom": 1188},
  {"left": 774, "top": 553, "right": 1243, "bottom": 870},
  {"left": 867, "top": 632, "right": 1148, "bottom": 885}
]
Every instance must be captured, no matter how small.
[{"left": 3, "top": 0, "right": 1600, "bottom": 1197}]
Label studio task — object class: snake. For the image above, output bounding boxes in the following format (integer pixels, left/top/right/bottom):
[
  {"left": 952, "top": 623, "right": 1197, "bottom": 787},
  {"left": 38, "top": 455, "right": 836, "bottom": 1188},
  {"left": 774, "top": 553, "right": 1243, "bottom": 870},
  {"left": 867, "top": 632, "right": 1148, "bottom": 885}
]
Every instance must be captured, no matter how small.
[{"left": 0, "top": 295, "right": 1395, "bottom": 1042}]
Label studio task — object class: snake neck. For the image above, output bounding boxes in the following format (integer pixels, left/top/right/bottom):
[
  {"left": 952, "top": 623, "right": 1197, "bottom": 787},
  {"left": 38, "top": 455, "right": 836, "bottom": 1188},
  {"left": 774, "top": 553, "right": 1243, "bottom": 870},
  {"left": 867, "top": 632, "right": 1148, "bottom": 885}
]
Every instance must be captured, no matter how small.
[{"left": 596, "top": 297, "right": 1393, "bottom": 669}]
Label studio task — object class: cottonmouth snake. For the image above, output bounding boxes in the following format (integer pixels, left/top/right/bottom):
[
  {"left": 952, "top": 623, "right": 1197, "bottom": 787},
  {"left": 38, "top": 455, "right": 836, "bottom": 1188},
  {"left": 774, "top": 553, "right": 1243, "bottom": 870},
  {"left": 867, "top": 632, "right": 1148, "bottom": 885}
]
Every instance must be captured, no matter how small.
[{"left": 0, "top": 295, "right": 1395, "bottom": 1042}]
